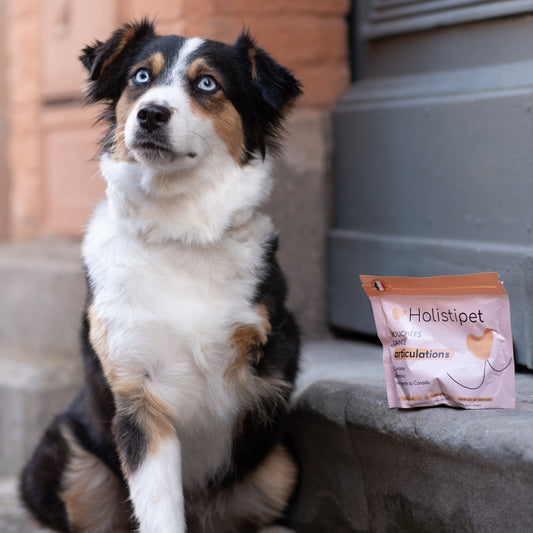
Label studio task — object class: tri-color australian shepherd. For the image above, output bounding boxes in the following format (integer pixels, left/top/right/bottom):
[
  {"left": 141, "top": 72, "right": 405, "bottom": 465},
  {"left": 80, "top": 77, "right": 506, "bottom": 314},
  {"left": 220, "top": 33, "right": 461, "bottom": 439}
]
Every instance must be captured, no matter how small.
[{"left": 20, "top": 20, "right": 302, "bottom": 533}]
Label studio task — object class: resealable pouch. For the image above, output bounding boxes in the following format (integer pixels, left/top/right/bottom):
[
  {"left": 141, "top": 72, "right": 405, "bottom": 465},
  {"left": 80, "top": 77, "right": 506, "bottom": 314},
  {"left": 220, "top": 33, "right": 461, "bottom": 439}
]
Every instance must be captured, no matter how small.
[{"left": 361, "top": 273, "right": 515, "bottom": 409}]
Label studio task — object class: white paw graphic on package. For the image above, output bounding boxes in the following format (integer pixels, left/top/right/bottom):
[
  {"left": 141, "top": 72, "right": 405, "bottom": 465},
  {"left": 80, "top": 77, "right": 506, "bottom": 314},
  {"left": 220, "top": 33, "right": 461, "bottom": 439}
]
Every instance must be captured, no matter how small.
[{"left": 361, "top": 273, "right": 515, "bottom": 409}]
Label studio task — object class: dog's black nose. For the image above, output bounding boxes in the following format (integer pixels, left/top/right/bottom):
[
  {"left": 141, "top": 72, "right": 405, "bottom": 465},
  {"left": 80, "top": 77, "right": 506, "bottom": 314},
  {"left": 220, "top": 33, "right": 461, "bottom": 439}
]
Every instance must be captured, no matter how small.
[{"left": 137, "top": 104, "right": 171, "bottom": 132}]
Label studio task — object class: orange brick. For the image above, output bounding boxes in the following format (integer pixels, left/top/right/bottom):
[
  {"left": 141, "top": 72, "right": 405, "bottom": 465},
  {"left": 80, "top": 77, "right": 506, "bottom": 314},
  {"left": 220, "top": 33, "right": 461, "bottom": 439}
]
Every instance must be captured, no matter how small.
[
  {"left": 128, "top": 0, "right": 185, "bottom": 22},
  {"left": 298, "top": 61, "right": 350, "bottom": 109},
  {"left": 213, "top": 0, "right": 350, "bottom": 16},
  {"left": 8, "top": 0, "right": 44, "bottom": 238},
  {"left": 41, "top": 106, "right": 106, "bottom": 236},
  {"left": 40, "top": 1, "right": 117, "bottom": 100}
]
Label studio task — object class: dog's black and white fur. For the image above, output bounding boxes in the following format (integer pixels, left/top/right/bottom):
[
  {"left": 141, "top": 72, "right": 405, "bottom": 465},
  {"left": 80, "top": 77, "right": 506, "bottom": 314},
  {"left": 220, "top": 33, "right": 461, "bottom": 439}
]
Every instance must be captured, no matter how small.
[{"left": 20, "top": 20, "right": 302, "bottom": 533}]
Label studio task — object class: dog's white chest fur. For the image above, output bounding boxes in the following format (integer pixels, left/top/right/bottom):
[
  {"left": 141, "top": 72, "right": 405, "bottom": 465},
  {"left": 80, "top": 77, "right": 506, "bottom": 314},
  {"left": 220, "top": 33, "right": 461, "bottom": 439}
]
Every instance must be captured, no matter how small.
[{"left": 83, "top": 200, "right": 275, "bottom": 487}]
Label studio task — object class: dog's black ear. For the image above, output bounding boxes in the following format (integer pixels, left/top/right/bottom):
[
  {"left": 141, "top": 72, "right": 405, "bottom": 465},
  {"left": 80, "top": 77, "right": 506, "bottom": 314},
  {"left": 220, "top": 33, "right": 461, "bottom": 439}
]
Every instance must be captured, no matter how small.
[
  {"left": 80, "top": 20, "right": 156, "bottom": 103},
  {"left": 234, "top": 31, "right": 302, "bottom": 113},
  {"left": 234, "top": 32, "right": 302, "bottom": 157}
]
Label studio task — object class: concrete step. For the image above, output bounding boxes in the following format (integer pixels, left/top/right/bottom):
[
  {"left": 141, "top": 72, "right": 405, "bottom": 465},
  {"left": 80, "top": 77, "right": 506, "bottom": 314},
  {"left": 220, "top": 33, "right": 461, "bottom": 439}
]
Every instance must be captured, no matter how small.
[
  {"left": 0, "top": 348, "right": 82, "bottom": 478},
  {"left": 287, "top": 339, "right": 533, "bottom": 533},
  {"left": 0, "top": 239, "right": 85, "bottom": 359},
  {"left": 0, "top": 240, "right": 84, "bottom": 477}
]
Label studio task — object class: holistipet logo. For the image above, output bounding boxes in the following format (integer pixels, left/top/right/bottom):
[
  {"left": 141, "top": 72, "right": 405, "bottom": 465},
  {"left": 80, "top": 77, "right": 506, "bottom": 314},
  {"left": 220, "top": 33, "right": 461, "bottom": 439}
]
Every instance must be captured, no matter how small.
[{"left": 392, "top": 306, "right": 485, "bottom": 327}]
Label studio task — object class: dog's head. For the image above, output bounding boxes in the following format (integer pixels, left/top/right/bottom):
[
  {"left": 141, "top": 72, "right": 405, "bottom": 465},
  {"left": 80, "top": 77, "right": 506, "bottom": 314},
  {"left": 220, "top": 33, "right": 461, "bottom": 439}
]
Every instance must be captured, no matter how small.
[{"left": 80, "top": 20, "right": 302, "bottom": 173}]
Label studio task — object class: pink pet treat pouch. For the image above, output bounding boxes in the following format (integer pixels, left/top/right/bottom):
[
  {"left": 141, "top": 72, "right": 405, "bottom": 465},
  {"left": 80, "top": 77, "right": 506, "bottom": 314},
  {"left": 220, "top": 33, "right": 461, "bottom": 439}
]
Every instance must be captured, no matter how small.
[{"left": 361, "top": 273, "right": 514, "bottom": 409}]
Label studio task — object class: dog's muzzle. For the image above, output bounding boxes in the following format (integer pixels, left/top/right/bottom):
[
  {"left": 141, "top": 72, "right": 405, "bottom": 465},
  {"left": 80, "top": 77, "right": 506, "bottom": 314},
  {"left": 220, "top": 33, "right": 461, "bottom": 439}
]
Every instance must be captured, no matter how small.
[{"left": 130, "top": 103, "right": 198, "bottom": 163}]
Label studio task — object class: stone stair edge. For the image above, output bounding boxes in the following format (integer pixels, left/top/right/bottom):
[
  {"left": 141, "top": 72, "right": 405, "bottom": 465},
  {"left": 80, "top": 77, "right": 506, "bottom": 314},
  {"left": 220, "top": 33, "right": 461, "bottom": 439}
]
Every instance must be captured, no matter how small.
[
  {"left": 0, "top": 345, "right": 82, "bottom": 389},
  {"left": 0, "top": 238, "right": 86, "bottom": 358},
  {"left": 296, "top": 339, "right": 533, "bottom": 470},
  {"left": 0, "top": 238, "right": 83, "bottom": 270}
]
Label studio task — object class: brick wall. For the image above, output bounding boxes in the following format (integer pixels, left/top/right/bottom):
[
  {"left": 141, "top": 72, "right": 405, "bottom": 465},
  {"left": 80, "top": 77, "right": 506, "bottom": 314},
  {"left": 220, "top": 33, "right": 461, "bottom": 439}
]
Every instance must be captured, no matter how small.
[{"left": 0, "top": 1, "right": 8, "bottom": 239}]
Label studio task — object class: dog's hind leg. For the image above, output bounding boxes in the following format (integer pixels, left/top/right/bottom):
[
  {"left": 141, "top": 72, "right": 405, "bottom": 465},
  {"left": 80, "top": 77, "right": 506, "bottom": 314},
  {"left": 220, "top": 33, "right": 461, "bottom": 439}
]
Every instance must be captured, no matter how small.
[
  {"left": 20, "top": 415, "right": 72, "bottom": 533},
  {"left": 21, "top": 415, "right": 130, "bottom": 533},
  {"left": 59, "top": 425, "right": 132, "bottom": 533},
  {"left": 188, "top": 443, "right": 298, "bottom": 533},
  {"left": 230, "top": 443, "right": 298, "bottom": 532}
]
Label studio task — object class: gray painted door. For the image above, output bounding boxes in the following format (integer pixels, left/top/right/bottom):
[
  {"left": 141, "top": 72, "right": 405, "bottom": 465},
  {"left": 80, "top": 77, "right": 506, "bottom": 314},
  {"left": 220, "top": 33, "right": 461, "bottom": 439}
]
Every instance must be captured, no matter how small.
[{"left": 330, "top": 0, "right": 533, "bottom": 368}]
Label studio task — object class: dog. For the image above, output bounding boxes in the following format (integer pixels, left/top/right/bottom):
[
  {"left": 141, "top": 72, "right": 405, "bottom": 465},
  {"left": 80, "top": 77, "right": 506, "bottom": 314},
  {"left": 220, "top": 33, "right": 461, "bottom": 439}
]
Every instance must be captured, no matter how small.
[{"left": 20, "top": 20, "right": 302, "bottom": 533}]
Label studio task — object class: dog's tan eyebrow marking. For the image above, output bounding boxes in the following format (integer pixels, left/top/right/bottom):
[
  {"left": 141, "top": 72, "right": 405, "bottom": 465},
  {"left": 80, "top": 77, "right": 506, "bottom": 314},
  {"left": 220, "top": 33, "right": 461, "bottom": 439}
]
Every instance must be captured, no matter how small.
[
  {"left": 186, "top": 58, "right": 223, "bottom": 87},
  {"left": 131, "top": 51, "right": 166, "bottom": 79}
]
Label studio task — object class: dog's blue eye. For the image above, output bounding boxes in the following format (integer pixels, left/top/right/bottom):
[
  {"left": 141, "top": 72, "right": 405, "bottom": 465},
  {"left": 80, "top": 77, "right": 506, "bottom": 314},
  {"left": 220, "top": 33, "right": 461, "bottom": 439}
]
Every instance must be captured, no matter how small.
[
  {"left": 133, "top": 68, "right": 151, "bottom": 84},
  {"left": 197, "top": 76, "right": 218, "bottom": 93}
]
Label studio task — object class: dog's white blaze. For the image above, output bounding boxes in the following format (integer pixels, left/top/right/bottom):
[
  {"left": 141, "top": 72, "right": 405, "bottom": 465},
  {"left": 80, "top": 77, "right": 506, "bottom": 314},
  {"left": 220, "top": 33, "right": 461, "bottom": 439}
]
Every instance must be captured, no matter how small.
[
  {"left": 129, "top": 435, "right": 185, "bottom": 533},
  {"left": 172, "top": 37, "right": 205, "bottom": 80}
]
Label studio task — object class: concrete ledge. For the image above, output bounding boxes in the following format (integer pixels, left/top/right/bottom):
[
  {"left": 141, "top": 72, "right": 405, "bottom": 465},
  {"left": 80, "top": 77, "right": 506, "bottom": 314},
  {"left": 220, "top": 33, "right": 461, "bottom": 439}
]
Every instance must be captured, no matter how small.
[
  {"left": 0, "top": 349, "right": 82, "bottom": 478},
  {"left": 0, "top": 240, "right": 85, "bottom": 359},
  {"left": 288, "top": 339, "right": 533, "bottom": 532}
]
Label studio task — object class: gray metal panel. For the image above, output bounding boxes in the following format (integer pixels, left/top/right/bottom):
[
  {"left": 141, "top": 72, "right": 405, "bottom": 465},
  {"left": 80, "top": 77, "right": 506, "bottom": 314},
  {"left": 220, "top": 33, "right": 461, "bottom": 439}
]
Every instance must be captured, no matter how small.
[
  {"left": 359, "top": 13, "right": 533, "bottom": 79},
  {"left": 332, "top": 67, "right": 533, "bottom": 246},
  {"left": 362, "top": 0, "right": 533, "bottom": 39},
  {"left": 329, "top": 57, "right": 533, "bottom": 367}
]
